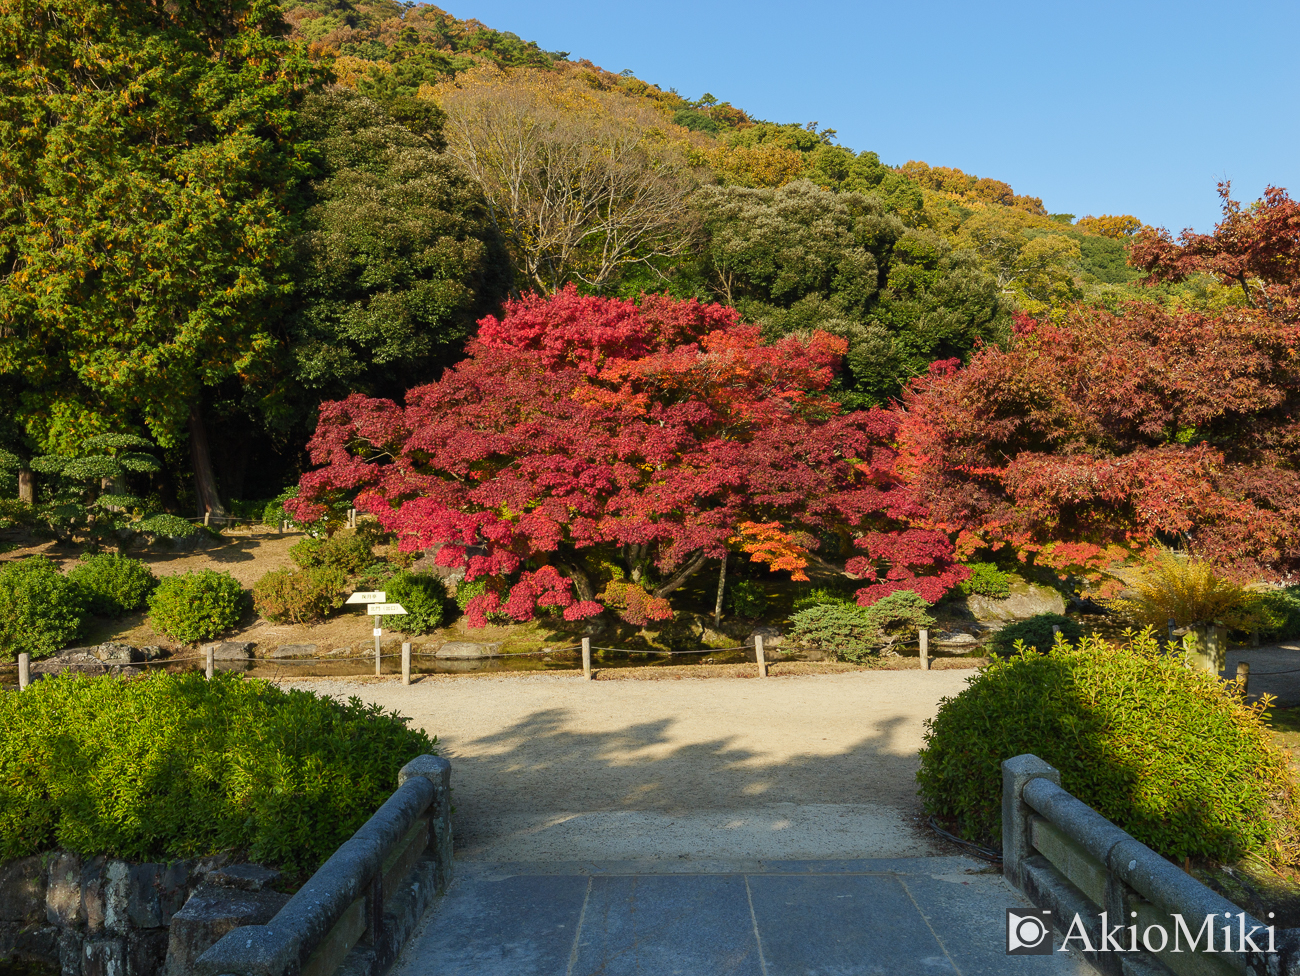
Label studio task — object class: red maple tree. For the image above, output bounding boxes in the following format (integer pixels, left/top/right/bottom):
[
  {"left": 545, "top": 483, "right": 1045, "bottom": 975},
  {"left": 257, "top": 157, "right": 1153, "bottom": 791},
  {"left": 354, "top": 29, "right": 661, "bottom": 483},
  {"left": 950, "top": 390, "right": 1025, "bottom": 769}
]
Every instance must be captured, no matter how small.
[
  {"left": 291, "top": 286, "right": 966, "bottom": 625},
  {"left": 899, "top": 303, "right": 1300, "bottom": 578}
]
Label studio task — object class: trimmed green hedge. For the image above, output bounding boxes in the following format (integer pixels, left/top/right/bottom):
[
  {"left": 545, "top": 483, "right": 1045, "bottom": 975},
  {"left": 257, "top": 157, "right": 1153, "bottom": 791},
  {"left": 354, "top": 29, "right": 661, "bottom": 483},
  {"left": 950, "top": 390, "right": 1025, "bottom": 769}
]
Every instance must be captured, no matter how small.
[
  {"left": 0, "top": 556, "right": 86, "bottom": 661},
  {"left": 0, "top": 672, "right": 435, "bottom": 879},
  {"left": 988, "top": 613, "right": 1081, "bottom": 657},
  {"left": 917, "top": 630, "right": 1300, "bottom": 865},
  {"left": 68, "top": 553, "right": 157, "bottom": 617},
  {"left": 148, "top": 569, "right": 244, "bottom": 643}
]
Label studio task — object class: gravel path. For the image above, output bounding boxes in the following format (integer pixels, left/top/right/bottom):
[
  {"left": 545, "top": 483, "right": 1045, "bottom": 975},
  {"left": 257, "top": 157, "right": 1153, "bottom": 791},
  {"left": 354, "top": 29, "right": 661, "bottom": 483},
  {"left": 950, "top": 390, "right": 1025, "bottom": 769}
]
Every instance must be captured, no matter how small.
[{"left": 293, "top": 669, "right": 975, "bottom": 862}]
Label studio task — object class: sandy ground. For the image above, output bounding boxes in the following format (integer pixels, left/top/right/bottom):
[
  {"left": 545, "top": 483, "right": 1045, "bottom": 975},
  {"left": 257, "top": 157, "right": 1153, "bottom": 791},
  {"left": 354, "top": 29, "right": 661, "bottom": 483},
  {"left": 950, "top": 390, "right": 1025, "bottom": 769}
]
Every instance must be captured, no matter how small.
[{"left": 289, "top": 669, "right": 976, "bottom": 863}]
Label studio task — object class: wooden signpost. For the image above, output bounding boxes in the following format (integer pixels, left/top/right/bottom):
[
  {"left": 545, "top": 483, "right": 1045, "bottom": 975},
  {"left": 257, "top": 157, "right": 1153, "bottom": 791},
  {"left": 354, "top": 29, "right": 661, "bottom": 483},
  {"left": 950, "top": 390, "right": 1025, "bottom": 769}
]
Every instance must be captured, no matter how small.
[{"left": 345, "top": 591, "right": 406, "bottom": 676}]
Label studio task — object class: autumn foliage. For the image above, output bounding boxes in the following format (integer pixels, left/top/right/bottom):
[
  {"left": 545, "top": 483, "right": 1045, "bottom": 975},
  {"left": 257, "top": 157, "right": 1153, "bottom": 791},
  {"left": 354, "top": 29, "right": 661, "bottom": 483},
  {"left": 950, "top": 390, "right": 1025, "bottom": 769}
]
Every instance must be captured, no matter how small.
[
  {"left": 292, "top": 287, "right": 965, "bottom": 625},
  {"left": 899, "top": 304, "right": 1300, "bottom": 578}
]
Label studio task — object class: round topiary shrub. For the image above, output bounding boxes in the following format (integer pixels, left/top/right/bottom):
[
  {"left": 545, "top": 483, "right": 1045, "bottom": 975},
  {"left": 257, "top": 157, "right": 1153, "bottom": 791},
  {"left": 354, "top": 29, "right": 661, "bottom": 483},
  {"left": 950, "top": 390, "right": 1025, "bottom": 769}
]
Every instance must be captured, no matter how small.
[
  {"left": 916, "top": 631, "right": 1300, "bottom": 865},
  {"left": 148, "top": 569, "right": 244, "bottom": 643},
  {"left": 0, "top": 671, "right": 435, "bottom": 879},
  {"left": 790, "top": 590, "right": 934, "bottom": 661},
  {"left": 68, "top": 553, "right": 157, "bottom": 617},
  {"left": 0, "top": 556, "right": 87, "bottom": 660},
  {"left": 726, "top": 579, "right": 768, "bottom": 620},
  {"left": 383, "top": 570, "right": 447, "bottom": 634},
  {"left": 253, "top": 567, "right": 346, "bottom": 624},
  {"left": 988, "top": 612, "right": 1081, "bottom": 657}
]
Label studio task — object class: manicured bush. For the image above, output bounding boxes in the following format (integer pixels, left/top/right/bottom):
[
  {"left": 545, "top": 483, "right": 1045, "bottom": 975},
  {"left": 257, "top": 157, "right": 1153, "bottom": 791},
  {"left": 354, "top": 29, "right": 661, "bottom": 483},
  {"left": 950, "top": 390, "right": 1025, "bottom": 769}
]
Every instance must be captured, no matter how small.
[
  {"left": 0, "top": 671, "right": 435, "bottom": 879},
  {"left": 290, "top": 533, "right": 373, "bottom": 577},
  {"left": 959, "top": 562, "right": 1011, "bottom": 599},
  {"left": 147, "top": 569, "right": 244, "bottom": 643},
  {"left": 68, "top": 553, "right": 157, "bottom": 617},
  {"left": 988, "top": 613, "right": 1081, "bottom": 657},
  {"left": 134, "top": 513, "right": 198, "bottom": 538},
  {"left": 253, "top": 567, "right": 346, "bottom": 624},
  {"left": 383, "top": 570, "right": 447, "bottom": 634},
  {"left": 0, "top": 556, "right": 86, "bottom": 661},
  {"left": 790, "top": 590, "right": 934, "bottom": 661},
  {"left": 726, "top": 579, "right": 767, "bottom": 619},
  {"left": 917, "top": 631, "right": 1300, "bottom": 865}
]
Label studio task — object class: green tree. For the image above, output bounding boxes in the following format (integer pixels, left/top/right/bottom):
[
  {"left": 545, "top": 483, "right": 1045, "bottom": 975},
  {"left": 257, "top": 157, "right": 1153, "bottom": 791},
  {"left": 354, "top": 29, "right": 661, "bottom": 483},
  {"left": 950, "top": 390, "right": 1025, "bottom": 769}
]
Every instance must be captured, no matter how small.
[
  {"left": 0, "top": 0, "right": 319, "bottom": 517},
  {"left": 689, "top": 180, "right": 1009, "bottom": 404},
  {"left": 283, "top": 88, "right": 511, "bottom": 413}
]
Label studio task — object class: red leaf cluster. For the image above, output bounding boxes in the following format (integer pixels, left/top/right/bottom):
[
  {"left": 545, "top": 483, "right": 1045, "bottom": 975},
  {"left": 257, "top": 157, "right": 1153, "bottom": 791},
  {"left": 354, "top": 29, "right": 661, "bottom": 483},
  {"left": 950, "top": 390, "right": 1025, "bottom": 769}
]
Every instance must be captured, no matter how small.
[
  {"left": 900, "top": 301, "right": 1300, "bottom": 576},
  {"left": 292, "top": 287, "right": 963, "bottom": 623}
]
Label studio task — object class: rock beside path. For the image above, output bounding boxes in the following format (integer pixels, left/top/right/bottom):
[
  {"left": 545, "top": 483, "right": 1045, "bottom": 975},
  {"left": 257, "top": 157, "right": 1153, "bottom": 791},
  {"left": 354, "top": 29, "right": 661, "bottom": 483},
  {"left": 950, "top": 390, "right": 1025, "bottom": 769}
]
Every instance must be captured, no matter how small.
[{"left": 435, "top": 641, "right": 503, "bottom": 660}]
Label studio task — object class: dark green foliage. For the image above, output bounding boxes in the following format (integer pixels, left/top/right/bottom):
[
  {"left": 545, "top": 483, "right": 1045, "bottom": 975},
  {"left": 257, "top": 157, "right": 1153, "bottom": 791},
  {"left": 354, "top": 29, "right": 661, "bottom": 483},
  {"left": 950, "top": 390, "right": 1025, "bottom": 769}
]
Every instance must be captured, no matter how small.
[
  {"left": 262, "top": 487, "right": 299, "bottom": 528},
  {"left": 790, "top": 590, "right": 934, "bottom": 661},
  {"left": 0, "top": 557, "right": 86, "bottom": 661},
  {"left": 285, "top": 90, "right": 510, "bottom": 416},
  {"left": 959, "top": 562, "right": 1011, "bottom": 599},
  {"left": 134, "top": 514, "right": 199, "bottom": 539},
  {"left": 726, "top": 579, "right": 767, "bottom": 619},
  {"left": 147, "top": 570, "right": 245, "bottom": 643},
  {"left": 252, "top": 567, "right": 346, "bottom": 624},
  {"left": 688, "top": 180, "right": 1009, "bottom": 405},
  {"left": 916, "top": 632, "right": 1300, "bottom": 863},
  {"left": 989, "top": 613, "right": 1081, "bottom": 657},
  {"left": 790, "top": 584, "right": 857, "bottom": 614},
  {"left": 0, "top": 671, "right": 435, "bottom": 878},
  {"left": 382, "top": 570, "right": 447, "bottom": 634},
  {"left": 289, "top": 533, "right": 373, "bottom": 576},
  {"left": 672, "top": 109, "right": 720, "bottom": 134},
  {"left": 68, "top": 553, "right": 157, "bottom": 617},
  {"left": 1250, "top": 588, "right": 1300, "bottom": 640}
]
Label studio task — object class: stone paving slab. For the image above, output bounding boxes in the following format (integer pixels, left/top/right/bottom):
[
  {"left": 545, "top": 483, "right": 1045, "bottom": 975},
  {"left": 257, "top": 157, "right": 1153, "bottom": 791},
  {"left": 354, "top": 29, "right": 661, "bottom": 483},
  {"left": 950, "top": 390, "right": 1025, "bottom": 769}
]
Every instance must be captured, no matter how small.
[{"left": 391, "top": 857, "right": 1093, "bottom": 976}]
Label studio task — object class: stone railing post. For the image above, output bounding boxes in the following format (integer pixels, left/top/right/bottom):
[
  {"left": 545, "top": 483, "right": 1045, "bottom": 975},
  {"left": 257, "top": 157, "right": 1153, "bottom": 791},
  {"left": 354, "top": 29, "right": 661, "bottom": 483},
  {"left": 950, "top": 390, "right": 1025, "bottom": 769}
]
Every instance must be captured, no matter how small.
[{"left": 1001, "top": 754, "right": 1060, "bottom": 889}]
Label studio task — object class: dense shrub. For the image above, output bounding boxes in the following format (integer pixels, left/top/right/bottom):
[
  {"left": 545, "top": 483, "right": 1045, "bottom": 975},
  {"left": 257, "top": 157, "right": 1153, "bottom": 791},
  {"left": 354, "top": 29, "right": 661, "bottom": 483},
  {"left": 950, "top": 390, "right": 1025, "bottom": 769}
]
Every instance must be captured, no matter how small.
[
  {"left": 1252, "top": 587, "right": 1300, "bottom": 640},
  {"left": 253, "top": 568, "right": 346, "bottom": 624},
  {"left": 726, "top": 579, "right": 767, "bottom": 619},
  {"left": 455, "top": 578, "right": 485, "bottom": 612},
  {"left": 383, "top": 571, "right": 447, "bottom": 634},
  {"left": 0, "top": 671, "right": 435, "bottom": 878},
  {"left": 988, "top": 613, "right": 1082, "bottom": 657},
  {"left": 959, "top": 562, "right": 1011, "bottom": 599},
  {"left": 917, "top": 631, "right": 1300, "bottom": 864},
  {"left": 290, "top": 533, "right": 373, "bottom": 576},
  {"left": 68, "top": 553, "right": 157, "bottom": 617},
  {"left": 148, "top": 570, "right": 245, "bottom": 643},
  {"left": 262, "top": 487, "right": 299, "bottom": 528},
  {"left": 0, "top": 556, "right": 86, "bottom": 661},
  {"left": 0, "top": 499, "right": 43, "bottom": 530},
  {"left": 790, "top": 591, "right": 934, "bottom": 661}
]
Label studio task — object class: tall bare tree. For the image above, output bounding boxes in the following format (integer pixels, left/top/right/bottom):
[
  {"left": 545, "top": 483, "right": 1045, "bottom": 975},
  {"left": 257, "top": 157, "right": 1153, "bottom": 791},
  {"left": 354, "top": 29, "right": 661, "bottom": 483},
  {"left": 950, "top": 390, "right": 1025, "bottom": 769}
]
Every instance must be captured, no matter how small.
[{"left": 433, "top": 67, "right": 700, "bottom": 293}]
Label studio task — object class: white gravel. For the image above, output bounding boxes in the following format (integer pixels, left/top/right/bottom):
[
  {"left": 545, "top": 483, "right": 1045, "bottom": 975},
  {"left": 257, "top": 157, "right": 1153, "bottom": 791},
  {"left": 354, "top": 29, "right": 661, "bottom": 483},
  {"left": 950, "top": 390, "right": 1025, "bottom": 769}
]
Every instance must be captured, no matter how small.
[{"left": 290, "top": 670, "right": 975, "bottom": 861}]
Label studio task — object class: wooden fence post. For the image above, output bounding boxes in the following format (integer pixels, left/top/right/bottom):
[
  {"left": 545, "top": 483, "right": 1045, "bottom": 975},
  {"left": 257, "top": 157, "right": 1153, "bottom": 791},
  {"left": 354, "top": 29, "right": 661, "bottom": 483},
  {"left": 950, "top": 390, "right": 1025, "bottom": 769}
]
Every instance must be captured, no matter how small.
[
  {"left": 919, "top": 629, "right": 929, "bottom": 670},
  {"left": 582, "top": 638, "right": 592, "bottom": 680},
  {"left": 402, "top": 642, "right": 411, "bottom": 686},
  {"left": 18, "top": 652, "right": 30, "bottom": 690},
  {"left": 374, "top": 629, "right": 382, "bottom": 676},
  {"left": 205, "top": 646, "right": 215, "bottom": 680},
  {"left": 755, "top": 634, "right": 767, "bottom": 678}
]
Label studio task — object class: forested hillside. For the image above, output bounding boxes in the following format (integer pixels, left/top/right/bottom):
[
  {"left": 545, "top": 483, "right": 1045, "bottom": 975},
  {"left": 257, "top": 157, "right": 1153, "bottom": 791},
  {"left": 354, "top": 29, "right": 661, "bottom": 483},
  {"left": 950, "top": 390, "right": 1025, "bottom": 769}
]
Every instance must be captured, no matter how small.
[{"left": 0, "top": 0, "right": 1264, "bottom": 569}]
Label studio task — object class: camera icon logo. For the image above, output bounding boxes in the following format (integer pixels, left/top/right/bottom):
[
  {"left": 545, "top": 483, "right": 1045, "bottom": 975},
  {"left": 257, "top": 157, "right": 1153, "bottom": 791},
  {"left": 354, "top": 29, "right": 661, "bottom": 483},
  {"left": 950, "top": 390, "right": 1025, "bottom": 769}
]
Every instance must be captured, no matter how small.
[{"left": 1007, "top": 909, "right": 1053, "bottom": 955}]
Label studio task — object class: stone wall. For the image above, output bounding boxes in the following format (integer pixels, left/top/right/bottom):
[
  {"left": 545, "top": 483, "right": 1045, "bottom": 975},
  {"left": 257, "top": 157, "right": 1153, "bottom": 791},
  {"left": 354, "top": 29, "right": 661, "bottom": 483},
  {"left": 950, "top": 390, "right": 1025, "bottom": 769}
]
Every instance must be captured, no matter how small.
[{"left": 0, "top": 854, "right": 286, "bottom": 976}]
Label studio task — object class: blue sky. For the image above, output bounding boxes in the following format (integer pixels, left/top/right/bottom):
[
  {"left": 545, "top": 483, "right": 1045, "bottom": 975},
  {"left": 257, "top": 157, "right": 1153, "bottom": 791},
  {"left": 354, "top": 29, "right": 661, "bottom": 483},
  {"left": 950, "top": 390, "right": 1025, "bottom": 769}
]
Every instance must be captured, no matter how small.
[{"left": 451, "top": 0, "right": 1299, "bottom": 234}]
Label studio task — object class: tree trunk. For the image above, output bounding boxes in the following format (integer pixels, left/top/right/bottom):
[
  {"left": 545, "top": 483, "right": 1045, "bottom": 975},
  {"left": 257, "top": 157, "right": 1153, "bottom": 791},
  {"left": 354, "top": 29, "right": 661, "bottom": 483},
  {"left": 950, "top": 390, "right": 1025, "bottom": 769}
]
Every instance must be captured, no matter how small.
[
  {"left": 563, "top": 561, "right": 595, "bottom": 602},
  {"left": 17, "top": 469, "right": 34, "bottom": 504},
  {"left": 188, "top": 404, "right": 227, "bottom": 518},
  {"left": 653, "top": 550, "right": 710, "bottom": 599},
  {"left": 713, "top": 554, "right": 728, "bottom": 626}
]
